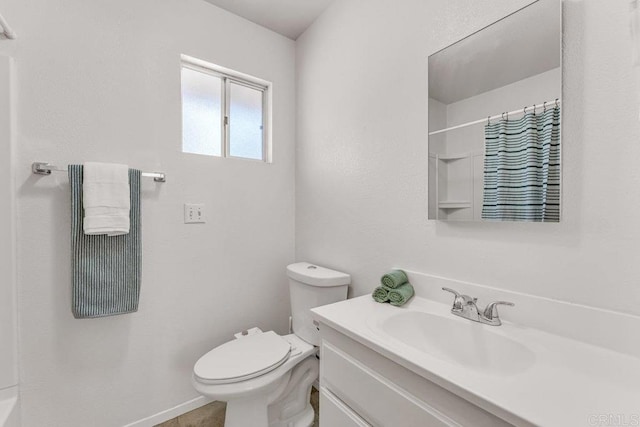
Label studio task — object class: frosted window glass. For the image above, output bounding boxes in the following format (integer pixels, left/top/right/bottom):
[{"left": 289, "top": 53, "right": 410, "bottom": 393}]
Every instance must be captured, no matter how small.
[
  {"left": 181, "top": 67, "right": 222, "bottom": 156},
  {"left": 229, "top": 83, "right": 264, "bottom": 160}
]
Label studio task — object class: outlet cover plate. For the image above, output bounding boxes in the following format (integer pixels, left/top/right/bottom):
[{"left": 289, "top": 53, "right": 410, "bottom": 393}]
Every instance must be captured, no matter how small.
[{"left": 184, "top": 203, "right": 205, "bottom": 224}]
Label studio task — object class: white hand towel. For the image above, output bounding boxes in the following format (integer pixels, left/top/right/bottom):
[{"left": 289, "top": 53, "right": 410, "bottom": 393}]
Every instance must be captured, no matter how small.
[{"left": 83, "top": 162, "right": 130, "bottom": 236}]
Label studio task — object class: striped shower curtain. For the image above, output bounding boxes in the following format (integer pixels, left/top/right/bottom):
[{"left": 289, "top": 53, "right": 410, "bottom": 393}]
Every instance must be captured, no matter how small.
[{"left": 481, "top": 107, "right": 561, "bottom": 222}]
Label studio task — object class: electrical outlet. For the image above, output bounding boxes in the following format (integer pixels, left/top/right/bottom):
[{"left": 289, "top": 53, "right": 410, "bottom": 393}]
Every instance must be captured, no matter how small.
[{"left": 184, "top": 203, "right": 205, "bottom": 224}]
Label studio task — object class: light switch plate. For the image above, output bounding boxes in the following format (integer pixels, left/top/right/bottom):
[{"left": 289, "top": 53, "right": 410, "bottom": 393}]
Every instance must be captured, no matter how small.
[{"left": 184, "top": 203, "right": 205, "bottom": 224}]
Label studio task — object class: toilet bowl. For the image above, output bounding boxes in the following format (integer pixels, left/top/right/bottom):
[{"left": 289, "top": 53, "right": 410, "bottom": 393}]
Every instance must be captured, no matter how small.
[{"left": 192, "top": 262, "right": 350, "bottom": 427}]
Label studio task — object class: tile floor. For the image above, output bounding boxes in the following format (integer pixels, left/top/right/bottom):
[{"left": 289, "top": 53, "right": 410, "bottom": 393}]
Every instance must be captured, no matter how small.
[{"left": 156, "top": 387, "right": 320, "bottom": 427}]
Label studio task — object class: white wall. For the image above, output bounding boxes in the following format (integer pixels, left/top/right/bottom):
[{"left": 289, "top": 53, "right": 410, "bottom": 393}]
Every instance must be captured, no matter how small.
[
  {"left": 0, "top": 55, "right": 17, "bottom": 392},
  {"left": 0, "top": 0, "right": 296, "bottom": 426},
  {"left": 296, "top": 0, "right": 640, "bottom": 316}
]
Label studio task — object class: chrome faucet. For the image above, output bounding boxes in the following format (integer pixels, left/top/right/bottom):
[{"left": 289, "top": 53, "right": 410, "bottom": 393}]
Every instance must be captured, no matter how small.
[{"left": 442, "top": 287, "right": 514, "bottom": 326}]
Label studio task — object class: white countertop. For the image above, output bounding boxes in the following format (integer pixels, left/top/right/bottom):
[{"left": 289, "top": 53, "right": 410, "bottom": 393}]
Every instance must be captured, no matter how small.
[{"left": 312, "top": 295, "right": 640, "bottom": 427}]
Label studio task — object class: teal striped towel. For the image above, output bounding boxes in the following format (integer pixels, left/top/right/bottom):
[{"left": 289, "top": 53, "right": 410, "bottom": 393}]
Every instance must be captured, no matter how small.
[{"left": 69, "top": 165, "right": 142, "bottom": 318}]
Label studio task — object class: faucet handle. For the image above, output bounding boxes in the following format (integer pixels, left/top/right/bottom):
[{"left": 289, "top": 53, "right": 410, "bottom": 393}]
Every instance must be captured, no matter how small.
[
  {"left": 442, "top": 287, "right": 464, "bottom": 310},
  {"left": 442, "top": 287, "right": 460, "bottom": 297},
  {"left": 482, "top": 301, "right": 515, "bottom": 325}
]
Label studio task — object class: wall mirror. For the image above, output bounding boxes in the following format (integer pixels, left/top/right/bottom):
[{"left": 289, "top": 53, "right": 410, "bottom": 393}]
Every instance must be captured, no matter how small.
[{"left": 428, "top": 0, "right": 562, "bottom": 222}]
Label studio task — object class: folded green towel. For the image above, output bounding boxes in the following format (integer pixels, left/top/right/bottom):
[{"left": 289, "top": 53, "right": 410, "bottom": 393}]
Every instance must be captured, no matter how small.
[
  {"left": 388, "top": 282, "right": 414, "bottom": 306},
  {"left": 381, "top": 269, "right": 408, "bottom": 289},
  {"left": 372, "top": 285, "right": 391, "bottom": 303}
]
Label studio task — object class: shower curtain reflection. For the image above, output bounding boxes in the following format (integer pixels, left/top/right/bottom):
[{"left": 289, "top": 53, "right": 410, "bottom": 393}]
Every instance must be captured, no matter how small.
[{"left": 482, "top": 107, "right": 561, "bottom": 222}]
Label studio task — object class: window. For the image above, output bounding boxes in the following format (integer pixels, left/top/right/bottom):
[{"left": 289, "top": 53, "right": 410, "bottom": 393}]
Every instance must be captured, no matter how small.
[{"left": 181, "top": 56, "right": 270, "bottom": 162}]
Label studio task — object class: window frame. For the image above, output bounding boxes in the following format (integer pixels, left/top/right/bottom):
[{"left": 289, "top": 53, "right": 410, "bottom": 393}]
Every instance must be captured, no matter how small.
[{"left": 181, "top": 55, "right": 272, "bottom": 163}]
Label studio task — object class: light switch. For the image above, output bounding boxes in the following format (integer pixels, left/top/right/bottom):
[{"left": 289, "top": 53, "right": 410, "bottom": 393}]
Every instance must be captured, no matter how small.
[{"left": 184, "top": 203, "right": 205, "bottom": 224}]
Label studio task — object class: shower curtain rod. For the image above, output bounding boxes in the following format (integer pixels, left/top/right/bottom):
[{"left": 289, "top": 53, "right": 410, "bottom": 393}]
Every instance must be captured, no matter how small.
[
  {"left": 32, "top": 162, "right": 166, "bottom": 182},
  {"left": 0, "top": 12, "right": 16, "bottom": 39},
  {"left": 428, "top": 98, "right": 561, "bottom": 136}
]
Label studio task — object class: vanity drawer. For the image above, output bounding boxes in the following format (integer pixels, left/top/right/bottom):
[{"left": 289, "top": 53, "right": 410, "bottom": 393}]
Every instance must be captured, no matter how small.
[
  {"left": 320, "top": 387, "right": 371, "bottom": 427},
  {"left": 321, "top": 342, "right": 456, "bottom": 427}
]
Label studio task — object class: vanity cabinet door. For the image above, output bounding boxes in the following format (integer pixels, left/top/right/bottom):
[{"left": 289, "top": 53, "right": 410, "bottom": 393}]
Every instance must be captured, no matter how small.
[
  {"left": 318, "top": 325, "right": 516, "bottom": 427},
  {"left": 320, "top": 387, "right": 371, "bottom": 427},
  {"left": 322, "top": 342, "right": 456, "bottom": 427}
]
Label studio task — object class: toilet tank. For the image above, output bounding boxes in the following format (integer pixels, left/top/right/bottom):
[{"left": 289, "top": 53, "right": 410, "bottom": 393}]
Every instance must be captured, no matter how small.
[{"left": 287, "top": 262, "right": 350, "bottom": 346}]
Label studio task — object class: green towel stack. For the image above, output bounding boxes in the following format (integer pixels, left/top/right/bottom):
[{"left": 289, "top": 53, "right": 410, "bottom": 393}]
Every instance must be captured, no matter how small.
[
  {"left": 381, "top": 269, "right": 409, "bottom": 288},
  {"left": 372, "top": 285, "right": 391, "bottom": 303},
  {"left": 372, "top": 269, "right": 414, "bottom": 306},
  {"left": 388, "top": 282, "right": 414, "bottom": 306}
]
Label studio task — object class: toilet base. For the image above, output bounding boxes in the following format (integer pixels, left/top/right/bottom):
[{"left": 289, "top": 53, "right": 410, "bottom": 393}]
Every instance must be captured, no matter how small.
[
  {"left": 225, "top": 394, "right": 270, "bottom": 427},
  {"left": 222, "top": 355, "right": 318, "bottom": 427},
  {"left": 267, "top": 356, "right": 318, "bottom": 427}
]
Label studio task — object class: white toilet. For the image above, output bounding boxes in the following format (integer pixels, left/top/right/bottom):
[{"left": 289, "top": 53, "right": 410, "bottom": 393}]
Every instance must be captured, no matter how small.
[{"left": 192, "top": 262, "right": 350, "bottom": 427}]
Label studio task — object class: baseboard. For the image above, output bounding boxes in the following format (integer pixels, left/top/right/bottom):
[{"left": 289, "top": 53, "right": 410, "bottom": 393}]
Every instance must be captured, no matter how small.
[{"left": 123, "top": 395, "right": 213, "bottom": 427}]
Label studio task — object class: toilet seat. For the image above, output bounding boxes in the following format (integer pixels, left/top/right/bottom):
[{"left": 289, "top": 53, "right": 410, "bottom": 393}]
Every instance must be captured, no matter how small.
[{"left": 194, "top": 331, "right": 292, "bottom": 385}]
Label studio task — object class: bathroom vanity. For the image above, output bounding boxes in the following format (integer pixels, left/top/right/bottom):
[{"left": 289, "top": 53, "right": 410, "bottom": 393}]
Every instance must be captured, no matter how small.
[
  {"left": 312, "top": 292, "right": 640, "bottom": 427},
  {"left": 315, "top": 317, "right": 513, "bottom": 426}
]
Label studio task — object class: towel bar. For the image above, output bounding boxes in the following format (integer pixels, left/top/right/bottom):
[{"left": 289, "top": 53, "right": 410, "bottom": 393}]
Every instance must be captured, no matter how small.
[{"left": 32, "top": 162, "right": 166, "bottom": 183}]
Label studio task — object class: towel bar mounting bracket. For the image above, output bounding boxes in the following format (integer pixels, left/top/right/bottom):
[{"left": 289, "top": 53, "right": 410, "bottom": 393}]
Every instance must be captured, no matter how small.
[{"left": 32, "top": 162, "right": 53, "bottom": 175}]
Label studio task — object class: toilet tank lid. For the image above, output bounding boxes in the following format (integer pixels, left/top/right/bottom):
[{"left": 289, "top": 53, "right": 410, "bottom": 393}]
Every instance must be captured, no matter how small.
[{"left": 287, "top": 262, "right": 351, "bottom": 287}]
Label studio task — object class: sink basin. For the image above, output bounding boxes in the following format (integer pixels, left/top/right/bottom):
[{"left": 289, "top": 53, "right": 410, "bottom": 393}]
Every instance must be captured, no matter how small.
[{"left": 375, "top": 311, "right": 535, "bottom": 376}]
